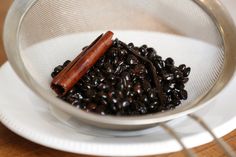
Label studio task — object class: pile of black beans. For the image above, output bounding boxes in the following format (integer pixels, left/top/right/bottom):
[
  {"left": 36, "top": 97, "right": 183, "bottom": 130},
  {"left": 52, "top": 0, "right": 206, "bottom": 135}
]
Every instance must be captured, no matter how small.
[{"left": 51, "top": 39, "right": 191, "bottom": 116}]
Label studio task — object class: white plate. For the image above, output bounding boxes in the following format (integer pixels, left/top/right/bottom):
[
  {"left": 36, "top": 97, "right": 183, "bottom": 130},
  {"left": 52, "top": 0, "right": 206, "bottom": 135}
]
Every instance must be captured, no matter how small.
[{"left": 0, "top": 62, "right": 236, "bottom": 156}]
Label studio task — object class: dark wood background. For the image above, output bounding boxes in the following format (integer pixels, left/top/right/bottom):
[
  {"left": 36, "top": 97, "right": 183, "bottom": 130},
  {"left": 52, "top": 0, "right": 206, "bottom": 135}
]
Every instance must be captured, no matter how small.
[{"left": 0, "top": 1, "right": 236, "bottom": 156}]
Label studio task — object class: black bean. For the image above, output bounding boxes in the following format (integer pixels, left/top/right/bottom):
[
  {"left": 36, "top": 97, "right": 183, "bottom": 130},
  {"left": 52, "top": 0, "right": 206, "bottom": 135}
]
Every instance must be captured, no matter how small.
[
  {"left": 128, "top": 43, "right": 134, "bottom": 48},
  {"left": 107, "top": 90, "right": 115, "bottom": 98},
  {"left": 82, "top": 98, "right": 90, "bottom": 103},
  {"left": 133, "top": 47, "right": 142, "bottom": 56},
  {"left": 174, "top": 71, "right": 183, "bottom": 80},
  {"left": 163, "top": 84, "right": 172, "bottom": 94},
  {"left": 97, "top": 75, "right": 105, "bottom": 82},
  {"left": 97, "top": 83, "right": 109, "bottom": 91},
  {"left": 140, "top": 94, "right": 149, "bottom": 103},
  {"left": 97, "top": 91, "right": 108, "bottom": 99},
  {"left": 126, "top": 91, "right": 136, "bottom": 97},
  {"left": 165, "top": 103, "right": 175, "bottom": 110},
  {"left": 108, "top": 74, "right": 115, "bottom": 82},
  {"left": 94, "top": 67, "right": 101, "bottom": 73},
  {"left": 183, "top": 67, "right": 191, "bottom": 77},
  {"left": 126, "top": 55, "right": 139, "bottom": 65},
  {"left": 171, "top": 90, "right": 180, "bottom": 100},
  {"left": 167, "top": 66, "right": 176, "bottom": 73},
  {"left": 179, "top": 89, "right": 188, "bottom": 100},
  {"left": 133, "top": 83, "right": 142, "bottom": 94},
  {"left": 71, "top": 92, "right": 83, "bottom": 100},
  {"left": 116, "top": 91, "right": 124, "bottom": 99},
  {"left": 72, "top": 100, "right": 80, "bottom": 107},
  {"left": 87, "top": 103, "right": 97, "bottom": 110},
  {"left": 133, "top": 64, "right": 147, "bottom": 75},
  {"left": 126, "top": 82, "right": 132, "bottom": 89},
  {"left": 117, "top": 60, "right": 125, "bottom": 66},
  {"left": 51, "top": 71, "right": 57, "bottom": 78},
  {"left": 110, "top": 103, "right": 118, "bottom": 112},
  {"left": 121, "top": 100, "right": 130, "bottom": 108},
  {"left": 182, "top": 77, "right": 189, "bottom": 83},
  {"left": 113, "top": 57, "right": 119, "bottom": 65},
  {"left": 172, "top": 100, "right": 181, "bottom": 106},
  {"left": 149, "top": 101, "right": 159, "bottom": 111},
  {"left": 95, "top": 105, "right": 106, "bottom": 115},
  {"left": 165, "top": 57, "right": 174, "bottom": 65},
  {"left": 68, "top": 87, "right": 76, "bottom": 94},
  {"left": 138, "top": 73, "right": 146, "bottom": 80},
  {"left": 92, "top": 78, "right": 100, "bottom": 86},
  {"left": 114, "top": 65, "right": 127, "bottom": 75},
  {"left": 86, "top": 90, "right": 96, "bottom": 99},
  {"left": 127, "top": 96, "right": 134, "bottom": 104},
  {"left": 79, "top": 103, "right": 87, "bottom": 110},
  {"left": 95, "top": 60, "right": 104, "bottom": 68},
  {"left": 121, "top": 71, "right": 131, "bottom": 81},
  {"left": 166, "top": 95, "right": 172, "bottom": 103},
  {"left": 169, "top": 82, "right": 175, "bottom": 89},
  {"left": 54, "top": 65, "right": 63, "bottom": 73},
  {"left": 84, "top": 83, "right": 92, "bottom": 90},
  {"left": 121, "top": 78, "right": 128, "bottom": 89},
  {"left": 178, "top": 64, "right": 186, "bottom": 72},
  {"left": 82, "top": 46, "right": 88, "bottom": 50},
  {"left": 137, "top": 104, "right": 147, "bottom": 114},
  {"left": 82, "top": 75, "right": 92, "bottom": 83},
  {"left": 111, "top": 97, "right": 119, "bottom": 104},
  {"left": 132, "top": 75, "right": 140, "bottom": 84},
  {"left": 140, "top": 44, "right": 148, "bottom": 49},
  {"left": 109, "top": 48, "right": 120, "bottom": 58},
  {"left": 175, "top": 83, "right": 185, "bottom": 90},
  {"left": 113, "top": 38, "right": 119, "bottom": 46},
  {"left": 89, "top": 71, "right": 96, "bottom": 79},
  {"left": 148, "top": 89, "right": 157, "bottom": 100},
  {"left": 63, "top": 60, "right": 71, "bottom": 67},
  {"left": 152, "top": 55, "right": 162, "bottom": 62},
  {"left": 104, "top": 63, "right": 114, "bottom": 73},
  {"left": 116, "top": 109, "right": 127, "bottom": 116},
  {"left": 146, "top": 47, "right": 157, "bottom": 59},
  {"left": 163, "top": 73, "right": 174, "bottom": 81},
  {"left": 139, "top": 47, "right": 148, "bottom": 56},
  {"left": 120, "top": 49, "right": 128, "bottom": 56},
  {"left": 100, "top": 99, "right": 108, "bottom": 106},
  {"left": 116, "top": 78, "right": 125, "bottom": 91},
  {"left": 154, "top": 61, "right": 164, "bottom": 71}
]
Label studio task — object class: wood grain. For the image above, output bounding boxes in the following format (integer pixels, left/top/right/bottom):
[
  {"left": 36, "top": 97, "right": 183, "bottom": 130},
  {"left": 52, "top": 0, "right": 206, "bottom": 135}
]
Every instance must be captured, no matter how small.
[
  {"left": 0, "top": 0, "right": 9, "bottom": 65},
  {"left": 0, "top": 1, "right": 235, "bottom": 157}
]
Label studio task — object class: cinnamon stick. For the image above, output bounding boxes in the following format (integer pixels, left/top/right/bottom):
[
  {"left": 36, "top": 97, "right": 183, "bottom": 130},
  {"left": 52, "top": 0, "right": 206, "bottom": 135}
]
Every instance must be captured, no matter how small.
[{"left": 51, "top": 31, "right": 114, "bottom": 96}]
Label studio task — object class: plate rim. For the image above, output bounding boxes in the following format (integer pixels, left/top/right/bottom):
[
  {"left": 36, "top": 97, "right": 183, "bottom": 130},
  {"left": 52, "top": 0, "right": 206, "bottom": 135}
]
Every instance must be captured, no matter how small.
[{"left": 0, "top": 62, "right": 236, "bottom": 156}]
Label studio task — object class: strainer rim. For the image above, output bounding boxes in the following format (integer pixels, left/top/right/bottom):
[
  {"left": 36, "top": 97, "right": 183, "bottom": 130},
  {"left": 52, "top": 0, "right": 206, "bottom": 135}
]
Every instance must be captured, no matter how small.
[{"left": 3, "top": 0, "right": 236, "bottom": 129}]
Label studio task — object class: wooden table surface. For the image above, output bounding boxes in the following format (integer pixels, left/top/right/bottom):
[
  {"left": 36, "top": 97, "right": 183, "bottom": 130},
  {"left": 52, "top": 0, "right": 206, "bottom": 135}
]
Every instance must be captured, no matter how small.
[{"left": 1, "top": 1, "right": 236, "bottom": 157}]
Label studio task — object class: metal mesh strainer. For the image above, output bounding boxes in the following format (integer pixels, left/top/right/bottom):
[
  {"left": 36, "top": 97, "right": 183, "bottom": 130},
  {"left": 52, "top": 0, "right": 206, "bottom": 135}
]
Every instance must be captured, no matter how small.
[{"left": 3, "top": 0, "right": 236, "bottom": 131}]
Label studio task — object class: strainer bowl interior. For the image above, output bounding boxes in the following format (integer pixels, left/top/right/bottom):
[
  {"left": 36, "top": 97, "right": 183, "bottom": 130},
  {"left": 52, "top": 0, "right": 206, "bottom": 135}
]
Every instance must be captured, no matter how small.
[{"left": 3, "top": 0, "right": 236, "bottom": 130}]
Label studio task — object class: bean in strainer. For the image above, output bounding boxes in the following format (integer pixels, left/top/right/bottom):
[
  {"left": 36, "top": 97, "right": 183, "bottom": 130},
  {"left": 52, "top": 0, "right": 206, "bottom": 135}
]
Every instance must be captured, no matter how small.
[{"left": 3, "top": 0, "right": 236, "bottom": 133}]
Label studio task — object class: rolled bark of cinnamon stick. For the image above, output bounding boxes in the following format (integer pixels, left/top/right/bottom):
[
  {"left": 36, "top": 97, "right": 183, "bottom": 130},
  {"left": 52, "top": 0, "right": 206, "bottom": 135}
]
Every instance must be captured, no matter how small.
[{"left": 51, "top": 31, "right": 114, "bottom": 96}]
